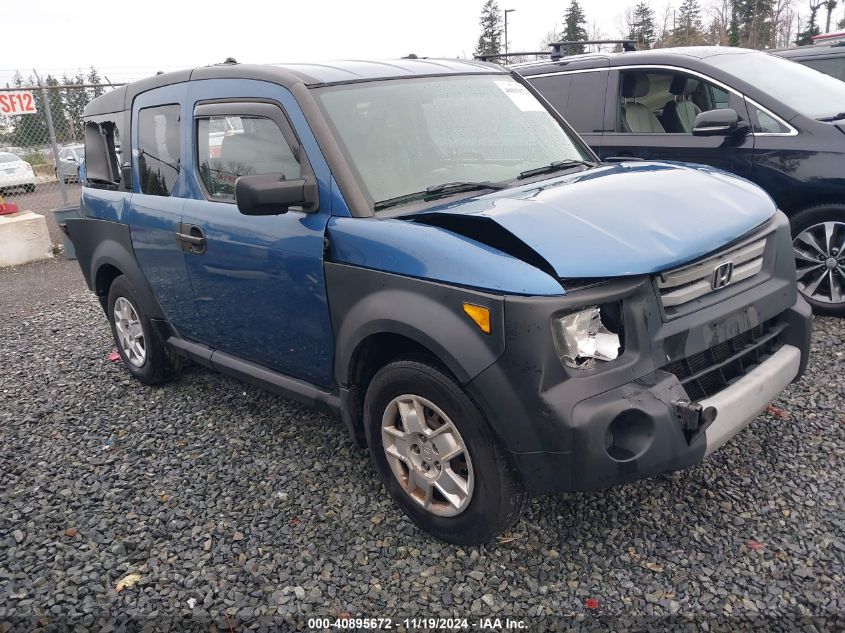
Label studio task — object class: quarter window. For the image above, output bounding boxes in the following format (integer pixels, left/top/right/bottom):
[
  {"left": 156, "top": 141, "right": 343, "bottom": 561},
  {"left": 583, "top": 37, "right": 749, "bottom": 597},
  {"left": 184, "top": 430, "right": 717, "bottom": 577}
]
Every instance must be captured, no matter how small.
[
  {"left": 138, "top": 105, "right": 180, "bottom": 196},
  {"left": 747, "top": 104, "right": 791, "bottom": 134},
  {"left": 196, "top": 115, "right": 300, "bottom": 201}
]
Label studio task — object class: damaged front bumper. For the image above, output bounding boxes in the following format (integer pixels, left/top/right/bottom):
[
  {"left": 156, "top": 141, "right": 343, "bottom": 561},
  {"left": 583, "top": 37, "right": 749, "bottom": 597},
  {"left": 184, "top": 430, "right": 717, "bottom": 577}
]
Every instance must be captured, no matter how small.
[{"left": 466, "top": 212, "right": 813, "bottom": 494}]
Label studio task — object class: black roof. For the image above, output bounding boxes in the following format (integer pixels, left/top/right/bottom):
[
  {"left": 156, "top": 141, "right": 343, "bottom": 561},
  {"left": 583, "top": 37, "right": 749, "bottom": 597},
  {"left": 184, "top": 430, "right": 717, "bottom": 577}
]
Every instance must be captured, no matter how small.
[
  {"left": 84, "top": 59, "right": 504, "bottom": 116},
  {"left": 774, "top": 42, "right": 845, "bottom": 59},
  {"left": 514, "top": 45, "right": 761, "bottom": 76}
]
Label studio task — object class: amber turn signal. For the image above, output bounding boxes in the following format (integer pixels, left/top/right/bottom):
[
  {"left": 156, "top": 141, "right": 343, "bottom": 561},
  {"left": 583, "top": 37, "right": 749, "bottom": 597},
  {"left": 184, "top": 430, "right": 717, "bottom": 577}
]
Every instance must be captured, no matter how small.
[{"left": 462, "top": 303, "right": 491, "bottom": 334}]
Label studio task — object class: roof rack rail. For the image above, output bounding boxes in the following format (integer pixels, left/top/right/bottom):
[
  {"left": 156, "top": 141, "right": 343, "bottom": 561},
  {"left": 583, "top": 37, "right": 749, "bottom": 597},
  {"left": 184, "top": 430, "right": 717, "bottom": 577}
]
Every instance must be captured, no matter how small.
[{"left": 475, "top": 39, "right": 637, "bottom": 63}]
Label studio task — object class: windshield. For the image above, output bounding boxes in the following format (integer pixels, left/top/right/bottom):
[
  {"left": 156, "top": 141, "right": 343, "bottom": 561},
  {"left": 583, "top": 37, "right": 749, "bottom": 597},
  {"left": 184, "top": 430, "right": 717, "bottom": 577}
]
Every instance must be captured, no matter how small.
[
  {"left": 707, "top": 52, "right": 845, "bottom": 120},
  {"left": 316, "top": 75, "right": 591, "bottom": 207},
  {"left": 0, "top": 153, "right": 20, "bottom": 164}
]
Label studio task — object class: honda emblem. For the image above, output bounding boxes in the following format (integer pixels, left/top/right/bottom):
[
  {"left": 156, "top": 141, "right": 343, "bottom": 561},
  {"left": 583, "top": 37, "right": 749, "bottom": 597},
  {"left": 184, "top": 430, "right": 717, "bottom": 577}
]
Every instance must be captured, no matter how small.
[{"left": 712, "top": 261, "right": 734, "bottom": 290}]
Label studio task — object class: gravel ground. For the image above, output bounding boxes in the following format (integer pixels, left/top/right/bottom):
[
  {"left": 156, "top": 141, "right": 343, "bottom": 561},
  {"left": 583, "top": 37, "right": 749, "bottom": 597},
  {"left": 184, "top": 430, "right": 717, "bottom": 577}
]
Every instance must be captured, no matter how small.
[{"left": 1, "top": 258, "right": 843, "bottom": 631}]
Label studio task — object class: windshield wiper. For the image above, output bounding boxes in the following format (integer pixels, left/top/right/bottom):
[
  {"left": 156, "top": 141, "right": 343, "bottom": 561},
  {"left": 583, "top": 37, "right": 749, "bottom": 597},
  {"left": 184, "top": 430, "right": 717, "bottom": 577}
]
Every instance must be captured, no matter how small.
[
  {"left": 818, "top": 112, "right": 845, "bottom": 122},
  {"left": 517, "top": 159, "right": 596, "bottom": 180},
  {"left": 373, "top": 181, "right": 508, "bottom": 211}
]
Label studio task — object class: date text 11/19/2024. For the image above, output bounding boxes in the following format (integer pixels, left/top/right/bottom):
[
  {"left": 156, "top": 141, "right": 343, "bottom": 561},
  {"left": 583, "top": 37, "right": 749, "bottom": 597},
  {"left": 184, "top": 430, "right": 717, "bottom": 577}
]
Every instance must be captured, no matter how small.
[{"left": 307, "top": 617, "right": 527, "bottom": 630}]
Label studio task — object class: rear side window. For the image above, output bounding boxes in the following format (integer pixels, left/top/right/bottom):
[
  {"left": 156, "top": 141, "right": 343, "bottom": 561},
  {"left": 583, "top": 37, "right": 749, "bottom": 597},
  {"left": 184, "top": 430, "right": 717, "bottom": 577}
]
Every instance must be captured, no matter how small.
[
  {"left": 529, "top": 72, "right": 608, "bottom": 133},
  {"left": 801, "top": 57, "right": 845, "bottom": 82},
  {"left": 196, "top": 115, "right": 300, "bottom": 201},
  {"left": 138, "top": 105, "right": 180, "bottom": 196}
]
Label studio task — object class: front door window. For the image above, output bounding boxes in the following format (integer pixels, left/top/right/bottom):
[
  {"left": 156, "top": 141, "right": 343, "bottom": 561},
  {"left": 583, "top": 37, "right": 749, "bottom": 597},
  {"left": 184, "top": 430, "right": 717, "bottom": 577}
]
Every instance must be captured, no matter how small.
[{"left": 617, "top": 71, "right": 734, "bottom": 134}]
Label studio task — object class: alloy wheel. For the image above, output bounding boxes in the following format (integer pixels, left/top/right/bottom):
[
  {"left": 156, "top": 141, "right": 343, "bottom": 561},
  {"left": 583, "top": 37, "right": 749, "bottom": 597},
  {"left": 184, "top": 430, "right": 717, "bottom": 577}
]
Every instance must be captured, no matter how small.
[
  {"left": 793, "top": 221, "right": 845, "bottom": 306},
  {"left": 113, "top": 296, "right": 146, "bottom": 367},
  {"left": 381, "top": 394, "right": 474, "bottom": 517}
]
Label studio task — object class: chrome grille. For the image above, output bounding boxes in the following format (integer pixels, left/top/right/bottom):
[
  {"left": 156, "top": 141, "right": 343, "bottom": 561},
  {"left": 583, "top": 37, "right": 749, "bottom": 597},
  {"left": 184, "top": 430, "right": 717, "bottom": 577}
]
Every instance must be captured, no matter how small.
[{"left": 657, "top": 238, "right": 767, "bottom": 309}]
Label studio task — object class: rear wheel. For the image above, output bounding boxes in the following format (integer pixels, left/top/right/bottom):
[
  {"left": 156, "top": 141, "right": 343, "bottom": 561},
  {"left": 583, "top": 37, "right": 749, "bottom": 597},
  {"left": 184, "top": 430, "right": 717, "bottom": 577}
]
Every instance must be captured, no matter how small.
[
  {"left": 364, "top": 359, "right": 527, "bottom": 544},
  {"left": 791, "top": 204, "right": 845, "bottom": 317},
  {"left": 107, "top": 275, "right": 182, "bottom": 384}
]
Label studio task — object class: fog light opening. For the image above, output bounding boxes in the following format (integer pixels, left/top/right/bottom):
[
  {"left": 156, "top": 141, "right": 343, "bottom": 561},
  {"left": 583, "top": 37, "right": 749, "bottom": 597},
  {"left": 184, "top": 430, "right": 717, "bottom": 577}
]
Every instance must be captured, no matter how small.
[{"left": 605, "top": 409, "right": 654, "bottom": 462}]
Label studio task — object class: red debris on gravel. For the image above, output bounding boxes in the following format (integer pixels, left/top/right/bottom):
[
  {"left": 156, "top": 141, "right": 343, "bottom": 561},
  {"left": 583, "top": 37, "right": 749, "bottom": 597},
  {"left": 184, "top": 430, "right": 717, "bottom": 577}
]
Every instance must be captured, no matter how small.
[{"left": 107, "top": 350, "right": 121, "bottom": 362}]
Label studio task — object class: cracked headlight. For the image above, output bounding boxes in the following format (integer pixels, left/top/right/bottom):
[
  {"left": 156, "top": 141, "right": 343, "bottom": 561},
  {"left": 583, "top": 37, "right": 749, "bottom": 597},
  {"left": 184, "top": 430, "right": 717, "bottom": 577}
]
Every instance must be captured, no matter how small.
[{"left": 552, "top": 305, "right": 622, "bottom": 369}]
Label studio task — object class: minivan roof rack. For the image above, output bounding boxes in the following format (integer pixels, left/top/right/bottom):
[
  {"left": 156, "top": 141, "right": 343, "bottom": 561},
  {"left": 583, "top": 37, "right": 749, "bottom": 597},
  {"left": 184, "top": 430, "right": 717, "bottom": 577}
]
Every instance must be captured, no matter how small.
[{"left": 476, "top": 39, "right": 636, "bottom": 63}]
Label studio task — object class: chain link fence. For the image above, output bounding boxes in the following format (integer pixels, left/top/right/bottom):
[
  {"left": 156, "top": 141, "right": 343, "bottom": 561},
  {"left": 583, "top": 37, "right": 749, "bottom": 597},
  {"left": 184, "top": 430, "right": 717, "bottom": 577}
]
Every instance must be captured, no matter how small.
[{"left": 1, "top": 78, "right": 123, "bottom": 245}]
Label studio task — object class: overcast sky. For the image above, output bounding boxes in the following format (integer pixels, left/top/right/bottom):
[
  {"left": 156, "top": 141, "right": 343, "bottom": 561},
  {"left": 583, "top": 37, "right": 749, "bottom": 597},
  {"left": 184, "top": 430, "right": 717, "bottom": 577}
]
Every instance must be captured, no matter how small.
[{"left": 2, "top": 0, "right": 641, "bottom": 86}]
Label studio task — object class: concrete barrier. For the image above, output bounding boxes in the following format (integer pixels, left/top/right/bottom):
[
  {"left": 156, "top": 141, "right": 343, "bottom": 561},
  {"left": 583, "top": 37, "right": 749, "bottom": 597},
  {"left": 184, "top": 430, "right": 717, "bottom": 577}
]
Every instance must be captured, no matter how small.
[{"left": 0, "top": 211, "right": 54, "bottom": 267}]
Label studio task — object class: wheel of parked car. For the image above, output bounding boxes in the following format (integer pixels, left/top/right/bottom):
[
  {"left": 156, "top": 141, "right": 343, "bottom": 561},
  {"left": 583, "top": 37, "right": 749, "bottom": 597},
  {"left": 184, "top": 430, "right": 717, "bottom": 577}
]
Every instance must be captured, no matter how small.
[
  {"left": 364, "top": 359, "right": 528, "bottom": 544},
  {"left": 791, "top": 204, "right": 845, "bottom": 317},
  {"left": 107, "top": 275, "right": 182, "bottom": 384}
]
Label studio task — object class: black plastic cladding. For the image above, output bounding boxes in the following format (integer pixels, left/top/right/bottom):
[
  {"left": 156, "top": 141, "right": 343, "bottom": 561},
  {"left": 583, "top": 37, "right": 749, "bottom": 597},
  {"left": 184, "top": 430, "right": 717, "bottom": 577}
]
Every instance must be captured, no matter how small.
[
  {"left": 465, "top": 212, "right": 810, "bottom": 493},
  {"left": 65, "top": 217, "right": 165, "bottom": 320}
]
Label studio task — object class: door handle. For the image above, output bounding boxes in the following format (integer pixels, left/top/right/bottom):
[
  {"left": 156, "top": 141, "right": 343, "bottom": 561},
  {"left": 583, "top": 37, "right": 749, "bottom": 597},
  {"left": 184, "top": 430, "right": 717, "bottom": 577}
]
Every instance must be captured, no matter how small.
[{"left": 175, "top": 224, "right": 206, "bottom": 254}]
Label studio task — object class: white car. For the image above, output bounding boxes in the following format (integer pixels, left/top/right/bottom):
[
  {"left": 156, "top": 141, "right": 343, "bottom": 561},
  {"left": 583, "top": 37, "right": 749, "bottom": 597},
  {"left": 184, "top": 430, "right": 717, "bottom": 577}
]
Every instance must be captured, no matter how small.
[{"left": 0, "top": 152, "right": 36, "bottom": 193}]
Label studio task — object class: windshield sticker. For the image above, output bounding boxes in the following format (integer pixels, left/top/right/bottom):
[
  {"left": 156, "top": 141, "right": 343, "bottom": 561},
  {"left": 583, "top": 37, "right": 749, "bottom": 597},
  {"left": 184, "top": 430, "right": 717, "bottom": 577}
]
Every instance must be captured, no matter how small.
[{"left": 495, "top": 81, "right": 545, "bottom": 112}]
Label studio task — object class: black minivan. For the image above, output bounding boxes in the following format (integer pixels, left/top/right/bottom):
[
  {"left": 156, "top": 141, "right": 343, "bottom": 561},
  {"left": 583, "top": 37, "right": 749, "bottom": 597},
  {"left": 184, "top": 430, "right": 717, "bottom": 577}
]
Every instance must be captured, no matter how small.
[
  {"left": 775, "top": 36, "right": 845, "bottom": 82},
  {"left": 516, "top": 46, "right": 845, "bottom": 315}
]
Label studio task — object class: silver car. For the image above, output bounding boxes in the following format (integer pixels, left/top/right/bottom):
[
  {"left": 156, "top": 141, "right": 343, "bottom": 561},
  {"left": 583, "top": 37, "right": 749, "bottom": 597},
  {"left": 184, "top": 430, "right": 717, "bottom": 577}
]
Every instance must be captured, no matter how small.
[{"left": 55, "top": 144, "right": 85, "bottom": 183}]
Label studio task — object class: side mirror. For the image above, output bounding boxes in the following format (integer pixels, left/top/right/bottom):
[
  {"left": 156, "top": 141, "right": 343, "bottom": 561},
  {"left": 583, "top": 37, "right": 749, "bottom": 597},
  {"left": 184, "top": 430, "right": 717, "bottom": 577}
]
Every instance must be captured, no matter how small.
[
  {"left": 692, "top": 108, "right": 750, "bottom": 137},
  {"left": 235, "top": 173, "right": 317, "bottom": 215}
]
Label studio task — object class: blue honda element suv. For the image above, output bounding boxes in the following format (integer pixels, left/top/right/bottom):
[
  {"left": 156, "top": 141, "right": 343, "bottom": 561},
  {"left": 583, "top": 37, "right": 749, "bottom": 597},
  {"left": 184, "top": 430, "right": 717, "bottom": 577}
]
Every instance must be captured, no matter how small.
[{"left": 68, "top": 58, "right": 812, "bottom": 544}]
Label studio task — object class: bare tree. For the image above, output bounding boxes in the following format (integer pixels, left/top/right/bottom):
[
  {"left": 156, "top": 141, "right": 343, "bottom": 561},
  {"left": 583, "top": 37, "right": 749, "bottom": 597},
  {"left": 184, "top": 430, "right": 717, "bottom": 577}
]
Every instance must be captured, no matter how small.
[
  {"left": 826, "top": 0, "right": 839, "bottom": 31},
  {"left": 655, "top": 1, "right": 677, "bottom": 47},
  {"left": 773, "top": 0, "right": 797, "bottom": 46},
  {"left": 709, "top": 0, "right": 733, "bottom": 44}
]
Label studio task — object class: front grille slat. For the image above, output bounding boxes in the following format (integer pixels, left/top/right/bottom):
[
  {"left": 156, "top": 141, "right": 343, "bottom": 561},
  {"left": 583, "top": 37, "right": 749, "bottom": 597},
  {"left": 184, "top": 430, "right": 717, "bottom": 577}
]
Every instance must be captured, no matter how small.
[
  {"left": 661, "top": 319, "right": 787, "bottom": 401},
  {"left": 657, "top": 237, "right": 767, "bottom": 309}
]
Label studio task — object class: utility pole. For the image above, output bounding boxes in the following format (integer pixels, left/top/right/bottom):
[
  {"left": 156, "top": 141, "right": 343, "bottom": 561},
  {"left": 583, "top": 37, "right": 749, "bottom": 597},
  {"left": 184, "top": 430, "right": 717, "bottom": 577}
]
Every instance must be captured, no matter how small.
[{"left": 504, "top": 9, "right": 516, "bottom": 55}]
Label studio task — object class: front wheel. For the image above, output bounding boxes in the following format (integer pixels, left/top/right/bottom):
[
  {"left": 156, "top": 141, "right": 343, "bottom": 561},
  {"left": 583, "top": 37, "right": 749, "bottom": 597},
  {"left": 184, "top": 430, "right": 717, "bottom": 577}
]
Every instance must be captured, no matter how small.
[
  {"left": 791, "top": 204, "right": 845, "bottom": 317},
  {"left": 364, "top": 359, "right": 527, "bottom": 544}
]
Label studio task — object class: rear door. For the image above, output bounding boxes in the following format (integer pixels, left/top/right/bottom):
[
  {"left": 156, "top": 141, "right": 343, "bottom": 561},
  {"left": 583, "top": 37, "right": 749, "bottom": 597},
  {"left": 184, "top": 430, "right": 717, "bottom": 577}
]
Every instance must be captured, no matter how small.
[
  {"left": 599, "top": 67, "right": 755, "bottom": 178},
  {"left": 179, "top": 80, "right": 335, "bottom": 387},
  {"left": 126, "top": 84, "right": 201, "bottom": 337}
]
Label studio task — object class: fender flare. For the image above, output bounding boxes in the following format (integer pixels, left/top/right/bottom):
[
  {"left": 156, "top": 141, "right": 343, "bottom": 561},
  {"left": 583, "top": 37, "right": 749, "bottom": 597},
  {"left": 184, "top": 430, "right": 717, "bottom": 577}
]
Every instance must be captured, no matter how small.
[
  {"left": 326, "top": 264, "right": 506, "bottom": 387},
  {"left": 65, "top": 217, "right": 165, "bottom": 319}
]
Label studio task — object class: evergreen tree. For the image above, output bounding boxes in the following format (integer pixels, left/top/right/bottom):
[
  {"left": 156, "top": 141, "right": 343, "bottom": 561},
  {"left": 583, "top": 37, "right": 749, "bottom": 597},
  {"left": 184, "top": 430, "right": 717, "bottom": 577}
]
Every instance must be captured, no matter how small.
[
  {"left": 88, "top": 66, "right": 105, "bottom": 98},
  {"left": 475, "top": 0, "right": 503, "bottom": 58},
  {"left": 561, "top": 0, "right": 588, "bottom": 54},
  {"left": 44, "top": 74, "right": 72, "bottom": 143},
  {"left": 796, "top": 1, "right": 823, "bottom": 45},
  {"left": 674, "top": 0, "right": 704, "bottom": 45},
  {"left": 629, "top": 2, "right": 657, "bottom": 48},
  {"left": 10, "top": 74, "right": 49, "bottom": 147},
  {"left": 733, "top": 0, "right": 779, "bottom": 48},
  {"left": 64, "top": 72, "right": 90, "bottom": 142},
  {"left": 729, "top": 0, "right": 741, "bottom": 46}
]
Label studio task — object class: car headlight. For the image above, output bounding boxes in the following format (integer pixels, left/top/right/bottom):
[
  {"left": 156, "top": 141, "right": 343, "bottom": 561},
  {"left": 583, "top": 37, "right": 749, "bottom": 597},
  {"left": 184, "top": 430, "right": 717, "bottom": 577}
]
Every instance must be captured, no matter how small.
[{"left": 551, "top": 304, "right": 623, "bottom": 369}]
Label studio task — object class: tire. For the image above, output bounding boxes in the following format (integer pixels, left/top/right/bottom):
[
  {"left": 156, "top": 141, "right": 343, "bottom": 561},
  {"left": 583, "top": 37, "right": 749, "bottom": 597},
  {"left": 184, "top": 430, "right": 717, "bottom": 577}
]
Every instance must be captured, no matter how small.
[
  {"left": 790, "top": 204, "right": 845, "bottom": 317},
  {"left": 106, "top": 275, "right": 182, "bottom": 385},
  {"left": 364, "top": 359, "right": 528, "bottom": 545}
]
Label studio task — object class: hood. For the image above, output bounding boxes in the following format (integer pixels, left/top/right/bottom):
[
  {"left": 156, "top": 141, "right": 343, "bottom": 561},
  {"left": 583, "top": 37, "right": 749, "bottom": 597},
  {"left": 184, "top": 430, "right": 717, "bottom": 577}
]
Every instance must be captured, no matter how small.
[{"left": 407, "top": 162, "right": 776, "bottom": 278}]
